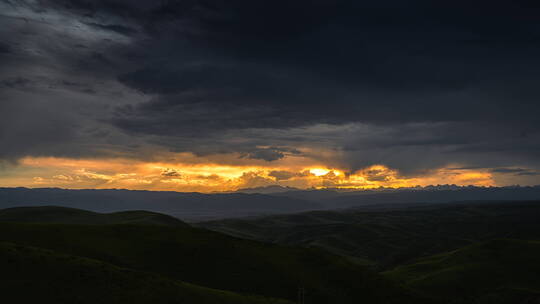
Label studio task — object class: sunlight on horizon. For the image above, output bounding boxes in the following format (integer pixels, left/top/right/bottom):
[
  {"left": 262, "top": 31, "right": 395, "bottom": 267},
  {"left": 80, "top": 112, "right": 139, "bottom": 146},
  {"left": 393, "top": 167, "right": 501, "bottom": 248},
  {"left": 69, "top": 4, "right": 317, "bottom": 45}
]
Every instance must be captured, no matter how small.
[{"left": 0, "top": 156, "right": 501, "bottom": 193}]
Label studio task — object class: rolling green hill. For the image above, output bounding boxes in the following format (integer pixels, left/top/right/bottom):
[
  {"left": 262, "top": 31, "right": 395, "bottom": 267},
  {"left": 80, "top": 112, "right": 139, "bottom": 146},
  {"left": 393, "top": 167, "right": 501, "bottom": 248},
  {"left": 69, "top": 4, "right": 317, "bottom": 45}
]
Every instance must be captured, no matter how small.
[
  {"left": 200, "top": 201, "right": 540, "bottom": 269},
  {"left": 0, "top": 206, "right": 427, "bottom": 304},
  {"left": 0, "top": 206, "right": 189, "bottom": 227},
  {"left": 0, "top": 241, "right": 291, "bottom": 304},
  {"left": 384, "top": 239, "right": 540, "bottom": 303}
]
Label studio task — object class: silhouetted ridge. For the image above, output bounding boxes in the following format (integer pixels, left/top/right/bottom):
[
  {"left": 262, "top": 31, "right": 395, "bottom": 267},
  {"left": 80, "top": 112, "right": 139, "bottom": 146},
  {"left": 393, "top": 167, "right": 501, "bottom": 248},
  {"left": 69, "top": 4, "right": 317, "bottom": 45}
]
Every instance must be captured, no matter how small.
[
  {"left": 2, "top": 186, "right": 540, "bottom": 221},
  {"left": 0, "top": 187, "right": 321, "bottom": 221},
  {"left": 0, "top": 206, "right": 189, "bottom": 227}
]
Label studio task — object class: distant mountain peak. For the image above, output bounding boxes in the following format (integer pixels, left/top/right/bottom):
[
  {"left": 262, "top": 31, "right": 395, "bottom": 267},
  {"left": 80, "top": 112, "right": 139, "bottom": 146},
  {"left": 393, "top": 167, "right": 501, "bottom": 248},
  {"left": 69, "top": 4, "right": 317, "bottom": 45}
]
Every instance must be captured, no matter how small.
[{"left": 235, "top": 185, "right": 300, "bottom": 194}]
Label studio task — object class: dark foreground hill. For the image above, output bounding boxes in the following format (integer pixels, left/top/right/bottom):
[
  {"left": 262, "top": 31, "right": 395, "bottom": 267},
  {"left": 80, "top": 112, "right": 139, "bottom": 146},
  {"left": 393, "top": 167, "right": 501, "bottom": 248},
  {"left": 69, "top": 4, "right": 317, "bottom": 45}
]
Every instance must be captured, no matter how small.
[
  {"left": 0, "top": 206, "right": 427, "bottom": 304},
  {"left": 0, "top": 206, "right": 189, "bottom": 227},
  {"left": 0, "top": 241, "right": 291, "bottom": 304},
  {"left": 200, "top": 200, "right": 540, "bottom": 269},
  {"left": 384, "top": 239, "right": 540, "bottom": 304}
]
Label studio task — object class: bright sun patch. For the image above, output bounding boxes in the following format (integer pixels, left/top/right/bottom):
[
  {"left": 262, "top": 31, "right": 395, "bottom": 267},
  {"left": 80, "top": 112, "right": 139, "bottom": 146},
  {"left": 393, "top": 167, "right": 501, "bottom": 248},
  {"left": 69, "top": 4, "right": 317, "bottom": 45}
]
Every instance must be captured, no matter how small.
[{"left": 309, "top": 168, "right": 331, "bottom": 176}]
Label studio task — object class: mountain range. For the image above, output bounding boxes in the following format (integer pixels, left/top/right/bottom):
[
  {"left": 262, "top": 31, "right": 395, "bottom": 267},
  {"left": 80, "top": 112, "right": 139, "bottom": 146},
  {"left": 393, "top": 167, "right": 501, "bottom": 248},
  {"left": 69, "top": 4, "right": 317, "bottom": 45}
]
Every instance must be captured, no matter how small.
[{"left": 2, "top": 186, "right": 540, "bottom": 221}]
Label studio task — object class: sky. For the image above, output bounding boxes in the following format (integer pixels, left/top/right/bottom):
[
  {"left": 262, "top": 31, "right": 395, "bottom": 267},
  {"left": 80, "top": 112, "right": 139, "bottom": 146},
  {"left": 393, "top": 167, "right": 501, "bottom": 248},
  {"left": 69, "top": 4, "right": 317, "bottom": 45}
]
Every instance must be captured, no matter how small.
[{"left": 1, "top": 0, "right": 540, "bottom": 192}]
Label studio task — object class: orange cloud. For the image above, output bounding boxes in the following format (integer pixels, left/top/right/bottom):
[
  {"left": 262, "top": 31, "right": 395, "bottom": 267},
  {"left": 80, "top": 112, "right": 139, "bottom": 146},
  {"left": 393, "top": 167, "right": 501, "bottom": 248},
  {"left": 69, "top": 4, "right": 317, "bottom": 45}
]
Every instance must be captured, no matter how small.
[{"left": 0, "top": 156, "right": 497, "bottom": 192}]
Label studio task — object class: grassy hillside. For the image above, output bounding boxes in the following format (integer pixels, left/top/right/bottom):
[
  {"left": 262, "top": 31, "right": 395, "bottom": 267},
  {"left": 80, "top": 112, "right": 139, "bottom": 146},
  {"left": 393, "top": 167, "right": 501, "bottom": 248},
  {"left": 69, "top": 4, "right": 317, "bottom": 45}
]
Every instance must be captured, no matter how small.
[
  {"left": 384, "top": 239, "right": 540, "bottom": 303},
  {"left": 200, "top": 201, "right": 540, "bottom": 269},
  {"left": 0, "top": 206, "right": 189, "bottom": 227},
  {"left": 0, "top": 241, "right": 291, "bottom": 304},
  {"left": 0, "top": 220, "right": 426, "bottom": 304}
]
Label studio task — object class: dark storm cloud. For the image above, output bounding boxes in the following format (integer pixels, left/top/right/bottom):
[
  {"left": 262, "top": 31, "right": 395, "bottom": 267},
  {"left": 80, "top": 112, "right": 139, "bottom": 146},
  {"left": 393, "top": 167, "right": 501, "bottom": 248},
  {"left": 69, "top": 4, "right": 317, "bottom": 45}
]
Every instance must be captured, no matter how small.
[
  {"left": 107, "top": 0, "right": 540, "bottom": 128},
  {"left": 491, "top": 168, "right": 540, "bottom": 176},
  {"left": 335, "top": 122, "right": 540, "bottom": 175},
  {"left": 1, "top": 77, "right": 33, "bottom": 89},
  {"left": 0, "top": 96, "right": 79, "bottom": 162},
  {"left": 85, "top": 22, "right": 138, "bottom": 36},
  {"left": 0, "top": 0, "right": 151, "bottom": 162},
  {"left": 1, "top": 0, "right": 540, "bottom": 179},
  {"left": 517, "top": 172, "right": 540, "bottom": 176},
  {"left": 239, "top": 147, "right": 300, "bottom": 162},
  {"left": 0, "top": 42, "right": 11, "bottom": 53},
  {"left": 243, "top": 149, "right": 284, "bottom": 162}
]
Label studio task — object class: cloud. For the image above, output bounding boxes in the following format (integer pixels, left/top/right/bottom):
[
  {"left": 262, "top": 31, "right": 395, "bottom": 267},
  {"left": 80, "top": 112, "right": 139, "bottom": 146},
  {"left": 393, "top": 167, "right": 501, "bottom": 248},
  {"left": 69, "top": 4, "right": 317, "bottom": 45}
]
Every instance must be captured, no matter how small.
[
  {"left": 238, "top": 147, "right": 301, "bottom": 162},
  {"left": 1, "top": 77, "right": 33, "bottom": 89},
  {"left": 491, "top": 167, "right": 540, "bottom": 176},
  {"left": 491, "top": 168, "right": 530, "bottom": 174},
  {"left": 1, "top": 0, "right": 540, "bottom": 187},
  {"left": 516, "top": 172, "right": 540, "bottom": 176},
  {"left": 3, "top": 156, "right": 502, "bottom": 192},
  {"left": 268, "top": 170, "right": 297, "bottom": 181},
  {"left": 85, "top": 22, "right": 138, "bottom": 36},
  {"left": 243, "top": 149, "right": 284, "bottom": 162},
  {"left": 362, "top": 166, "right": 396, "bottom": 182},
  {"left": 0, "top": 42, "right": 11, "bottom": 53},
  {"left": 161, "top": 168, "right": 182, "bottom": 177}
]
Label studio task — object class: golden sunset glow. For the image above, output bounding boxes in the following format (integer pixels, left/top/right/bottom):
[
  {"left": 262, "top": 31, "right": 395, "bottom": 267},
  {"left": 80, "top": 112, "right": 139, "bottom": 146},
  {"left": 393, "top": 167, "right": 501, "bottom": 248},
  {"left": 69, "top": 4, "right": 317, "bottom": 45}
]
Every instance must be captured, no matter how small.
[
  {"left": 0, "top": 155, "right": 500, "bottom": 192},
  {"left": 309, "top": 168, "right": 332, "bottom": 176}
]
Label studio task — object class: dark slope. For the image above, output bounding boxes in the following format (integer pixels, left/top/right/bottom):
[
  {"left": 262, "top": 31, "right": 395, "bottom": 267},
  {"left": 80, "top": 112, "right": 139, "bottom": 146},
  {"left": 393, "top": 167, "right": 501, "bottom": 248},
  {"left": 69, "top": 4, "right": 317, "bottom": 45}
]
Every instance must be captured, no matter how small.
[
  {"left": 0, "top": 187, "right": 321, "bottom": 220},
  {"left": 384, "top": 239, "right": 540, "bottom": 304},
  {"left": 0, "top": 241, "right": 291, "bottom": 304},
  {"left": 200, "top": 200, "right": 540, "bottom": 269},
  {"left": 0, "top": 222, "right": 426, "bottom": 304},
  {"left": 0, "top": 206, "right": 189, "bottom": 227}
]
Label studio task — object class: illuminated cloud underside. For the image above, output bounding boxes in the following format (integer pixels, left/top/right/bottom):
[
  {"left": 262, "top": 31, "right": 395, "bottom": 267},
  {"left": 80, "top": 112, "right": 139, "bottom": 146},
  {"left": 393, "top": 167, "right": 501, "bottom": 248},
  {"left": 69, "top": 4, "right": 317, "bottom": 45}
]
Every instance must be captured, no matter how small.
[{"left": 0, "top": 155, "right": 500, "bottom": 193}]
